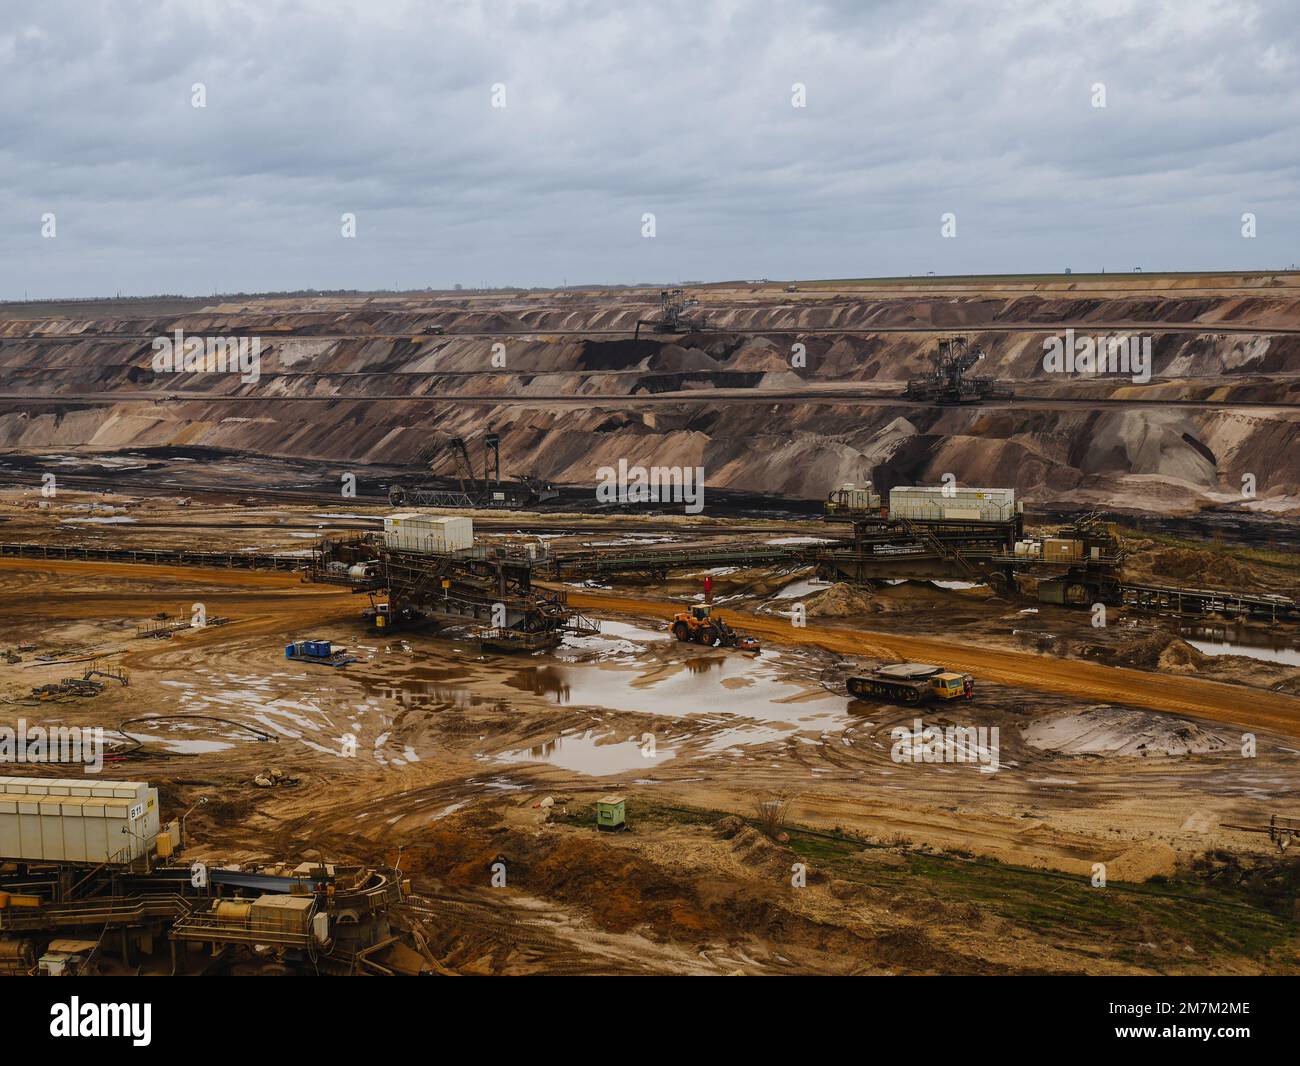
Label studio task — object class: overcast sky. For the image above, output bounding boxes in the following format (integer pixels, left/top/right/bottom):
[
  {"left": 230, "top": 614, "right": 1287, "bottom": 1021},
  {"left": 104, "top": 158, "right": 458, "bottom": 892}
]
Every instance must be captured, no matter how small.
[{"left": 3, "top": 0, "right": 1298, "bottom": 299}]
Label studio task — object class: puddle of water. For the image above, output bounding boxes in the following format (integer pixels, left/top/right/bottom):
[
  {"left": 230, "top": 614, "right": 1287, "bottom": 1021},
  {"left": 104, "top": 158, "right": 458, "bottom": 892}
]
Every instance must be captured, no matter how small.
[
  {"left": 503, "top": 654, "right": 844, "bottom": 728},
  {"left": 357, "top": 664, "right": 507, "bottom": 711},
  {"left": 157, "top": 736, "right": 234, "bottom": 754},
  {"left": 468, "top": 775, "right": 525, "bottom": 792},
  {"left": 581, "top": 536, "right": 674, "bottom": 547},
  {"left": 557, "top": 620, "right": 666, "bottom": 661},
  {"left": 1180, "top": 625, "right": 1300, "bottom": 667},
  {"left": 430, "top": 799, "right": 470, "bottom": 821},
  {"left": 589, "top": 620, "right": 665, "bottom": 642},
  {"left": 125, "top": 729, "right": 236, "bottom": 755},
  {"left": 1186, "top": 638, "right": 1300, "bottom": 667},
  {"left": 496, "top": 729, "right": 676, "bottom": 776}
]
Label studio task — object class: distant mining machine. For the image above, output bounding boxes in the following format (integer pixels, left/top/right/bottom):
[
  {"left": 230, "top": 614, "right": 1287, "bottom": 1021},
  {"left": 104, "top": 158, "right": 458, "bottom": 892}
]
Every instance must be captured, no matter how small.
[
  {"left": 904, "top": 337, "right": 1013, "bottom": 404},
  {"left": 634, "top": 289, "right": 709, "bottom": 338},
  {"left": 387, "top": 429, "right": 559, "bottom": 510}
]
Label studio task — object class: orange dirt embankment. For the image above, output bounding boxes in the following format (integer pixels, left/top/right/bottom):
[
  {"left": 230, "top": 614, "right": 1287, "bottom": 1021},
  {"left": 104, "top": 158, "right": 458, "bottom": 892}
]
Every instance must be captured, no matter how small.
[
  {"left": 0, "top": 558, "right": 355, "bottom": 644},
  {"left": 563, "top": 590, "right": 1300, "bottom": 739}
]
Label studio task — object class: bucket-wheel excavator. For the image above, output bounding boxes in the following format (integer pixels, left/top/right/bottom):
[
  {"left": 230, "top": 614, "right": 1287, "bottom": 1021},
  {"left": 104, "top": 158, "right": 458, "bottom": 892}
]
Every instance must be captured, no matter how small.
[
  {"left": 903, "top": 337, "right": 1013, "bottom": 404},
  {"left": 634, "top": 289, "right": 709, "bottom": 339}
]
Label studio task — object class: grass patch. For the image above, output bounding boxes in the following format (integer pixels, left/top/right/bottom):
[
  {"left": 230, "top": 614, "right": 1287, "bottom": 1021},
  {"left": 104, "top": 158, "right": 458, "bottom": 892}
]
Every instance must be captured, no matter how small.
[
  {"left": 866, "top": 853, "right": 1294, "bottom": 963},
  {"left": 1116, "top": 525, "right": 1300, "bottom": 576},
  {"left": 562, "top": 796, "right": 1298, "bottom": 967}
]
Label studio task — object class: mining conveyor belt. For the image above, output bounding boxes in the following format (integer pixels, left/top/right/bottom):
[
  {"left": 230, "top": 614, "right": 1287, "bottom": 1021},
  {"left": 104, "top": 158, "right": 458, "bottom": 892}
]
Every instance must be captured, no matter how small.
[
  {"left": 0, "top": 541, "right": 304, "bottom": 570},
  {"left": 3, "top": 540, "right": 1296, "bottom": 621},
  {"left": 1118, "top": 581, "right": 1299, "bottom": 622},
  {"left": 546, "top": 543, "right": 804, "bottom": 577}
]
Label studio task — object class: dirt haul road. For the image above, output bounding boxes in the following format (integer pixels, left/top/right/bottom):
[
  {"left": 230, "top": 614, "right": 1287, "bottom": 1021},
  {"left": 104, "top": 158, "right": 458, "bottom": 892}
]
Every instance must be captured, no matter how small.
[
  {"left": 563, "top": 590, "right": 1300, "bottom": 739},
  {"left": 4, "top": 556, "right": 1294, "bottom": 741}
]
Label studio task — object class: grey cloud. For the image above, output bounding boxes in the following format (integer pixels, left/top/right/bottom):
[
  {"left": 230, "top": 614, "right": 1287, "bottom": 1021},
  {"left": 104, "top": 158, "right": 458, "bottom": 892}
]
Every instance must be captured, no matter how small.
[{"left": 2, "top": 0, "right": 1297, "bottom": 297}]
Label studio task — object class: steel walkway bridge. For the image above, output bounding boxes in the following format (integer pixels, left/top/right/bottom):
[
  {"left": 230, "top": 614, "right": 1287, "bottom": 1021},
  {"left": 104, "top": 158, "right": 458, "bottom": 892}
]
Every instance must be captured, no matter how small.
[{"left": 546, "top": 544, "right": 803, "bottom": 578}]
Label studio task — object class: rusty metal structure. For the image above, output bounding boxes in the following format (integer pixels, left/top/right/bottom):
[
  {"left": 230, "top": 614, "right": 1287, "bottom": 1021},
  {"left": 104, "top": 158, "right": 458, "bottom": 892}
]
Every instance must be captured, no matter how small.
[
  {"left": 310, "top": 533, "right": 597, "bottom": 650},
  {"left": 811, "top": 501, "right": 1129, "bottom": 603},
  {"left": 4, "top": 469, "right": 1296, "bottom": 625},
  {"left": 0, "top": 784, "right": 415, "bottom": 976},
  {"left": 1219, "top": 815, "right": 1300, "bottom": 851},
  {"left": 0, "top": 857, "right": 410, "bottom": 975}
]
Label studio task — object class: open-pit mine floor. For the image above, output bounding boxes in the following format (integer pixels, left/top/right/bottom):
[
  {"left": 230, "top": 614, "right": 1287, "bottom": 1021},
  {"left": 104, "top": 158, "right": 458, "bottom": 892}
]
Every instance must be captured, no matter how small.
[{"left": 1, "top": 492, "right": 1298, "bottom": 974}]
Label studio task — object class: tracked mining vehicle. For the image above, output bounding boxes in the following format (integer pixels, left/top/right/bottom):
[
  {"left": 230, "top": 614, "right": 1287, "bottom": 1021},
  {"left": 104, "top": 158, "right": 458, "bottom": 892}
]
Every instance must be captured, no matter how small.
[{"left": 847, "top": 662, "right": 974, "bottom": 704}]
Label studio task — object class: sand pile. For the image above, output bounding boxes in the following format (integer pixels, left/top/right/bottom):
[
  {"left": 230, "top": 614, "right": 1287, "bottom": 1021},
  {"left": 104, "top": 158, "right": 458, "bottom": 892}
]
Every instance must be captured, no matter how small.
[
  {"left": 804, "top": 583, "right": 877, "bottom": 617},
  {"left": 722, "top": 339, "right": 797, "bottom": 373},
  {"left": 1143, "top": 547, "right": 1260, "bottom": 590},
  {"left": 1082, "top": 630, "right": 1300, "bottom": 692},
  {"left": 1103, "top": 841, "right": 1178, "bottom": 882},
  {"left": 1156, "top": 639, "right": 1212, "bottom": 673},
  {"left": 714, "top": 814, "right": 798, "bottom": 879},
  {"left": 1023, "top": 705, "right": 1234, "bottom": 757},
  {"left": 1081, "top": 631, "right": 1214, "bottom": 674},
  {"left": 645, "top": 343, "right": 719, "bottom": 373}
]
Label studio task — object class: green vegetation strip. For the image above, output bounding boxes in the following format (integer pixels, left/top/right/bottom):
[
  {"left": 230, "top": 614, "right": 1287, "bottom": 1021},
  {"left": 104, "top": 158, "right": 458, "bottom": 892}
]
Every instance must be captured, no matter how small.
[
  {"left": 557, "top": 798, "right": 1298, "bottom": 963},
  {"left": 1117, "top": 525, "right": 1300, "bottom": 576}
]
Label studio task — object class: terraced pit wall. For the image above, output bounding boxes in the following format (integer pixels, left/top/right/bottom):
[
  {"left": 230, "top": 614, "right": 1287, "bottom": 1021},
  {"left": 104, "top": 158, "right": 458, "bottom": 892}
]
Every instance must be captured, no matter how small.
[{"left": 0, "top": 280, "right": 1297, "bottom": 514}]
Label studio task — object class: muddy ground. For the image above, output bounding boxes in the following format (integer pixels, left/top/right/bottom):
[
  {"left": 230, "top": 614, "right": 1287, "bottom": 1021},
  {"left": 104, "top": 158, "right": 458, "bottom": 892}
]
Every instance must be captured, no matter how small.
[{"left": 2, "top": 487, "right": 1299, "bottom": 974}]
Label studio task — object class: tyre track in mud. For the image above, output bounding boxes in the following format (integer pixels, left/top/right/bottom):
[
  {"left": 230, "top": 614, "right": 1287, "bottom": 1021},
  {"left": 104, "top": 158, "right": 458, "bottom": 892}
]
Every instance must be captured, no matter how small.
[
  {"left": 5, "top": 555, "right": 1292, "bottom": 738},
  {"left": 0, "top": 558, "right": 358, "bottom": 690},
  {"left": 2, "top": 548, "right": 1289, "bottom": 883}
]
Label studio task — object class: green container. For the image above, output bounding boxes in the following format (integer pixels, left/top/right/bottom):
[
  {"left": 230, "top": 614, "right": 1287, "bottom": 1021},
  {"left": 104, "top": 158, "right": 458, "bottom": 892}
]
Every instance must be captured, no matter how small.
[{"left": 596, "top": 795, "right": 625, "bottom": 829}]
